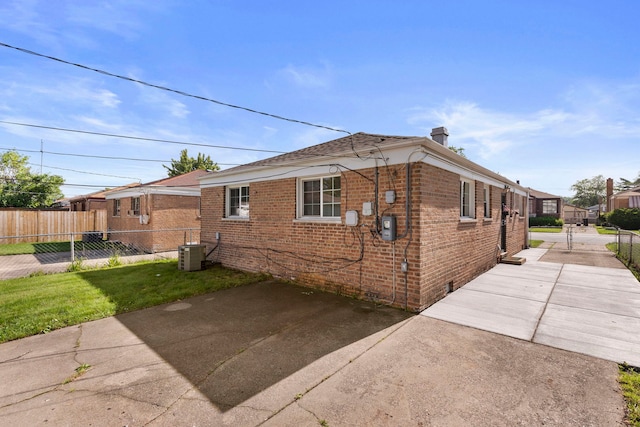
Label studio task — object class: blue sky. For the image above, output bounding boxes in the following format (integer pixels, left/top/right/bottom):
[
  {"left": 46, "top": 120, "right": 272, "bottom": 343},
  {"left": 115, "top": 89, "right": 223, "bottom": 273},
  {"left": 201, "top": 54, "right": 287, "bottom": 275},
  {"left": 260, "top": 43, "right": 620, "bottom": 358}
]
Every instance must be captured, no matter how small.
[{"left": 1, "top": 0, "right": 638, "bottom": 198}]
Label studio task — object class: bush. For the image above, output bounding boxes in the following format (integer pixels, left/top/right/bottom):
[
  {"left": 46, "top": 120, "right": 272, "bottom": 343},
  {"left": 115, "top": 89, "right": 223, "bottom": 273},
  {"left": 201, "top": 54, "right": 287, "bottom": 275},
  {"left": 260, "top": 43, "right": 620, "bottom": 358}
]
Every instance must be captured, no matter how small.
[
  {"left": 529, "top": 216, "right": 564, "bottom": 227},
  {"left": 607, "top": 208, "right": 640, "bottom": 230}
]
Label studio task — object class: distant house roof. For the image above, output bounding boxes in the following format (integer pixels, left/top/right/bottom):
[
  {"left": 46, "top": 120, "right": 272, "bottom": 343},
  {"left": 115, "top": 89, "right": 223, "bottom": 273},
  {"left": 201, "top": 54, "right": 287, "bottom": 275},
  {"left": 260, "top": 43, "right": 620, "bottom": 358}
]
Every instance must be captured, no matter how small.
[
  {"left": 528, "top": 188, "right": 562, "bottom": 199},
  {"left": 68, "top": 183, "right": 139, "bottom": 203},
  {"left": 587, "top": 204, "right": 606, "bottom": 211},
  {"left": 612, "top": 185, "right": 640, "bottom": 198},
  {"left": 564, "top": 204, "right": 588, "bottom": 212},
  {"left": 105, "top": 170, "right": 208, "bottom": 199}
]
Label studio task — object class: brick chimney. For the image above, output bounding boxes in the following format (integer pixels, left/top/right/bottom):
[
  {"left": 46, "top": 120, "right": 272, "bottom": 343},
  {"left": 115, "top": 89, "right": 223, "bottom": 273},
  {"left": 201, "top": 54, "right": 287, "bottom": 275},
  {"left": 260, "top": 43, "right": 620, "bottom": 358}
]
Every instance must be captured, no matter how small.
[
  {"left": 430, "top": 127, "right": 449, "bottom": 147},
  {"left": 606, "top": 177, "right": 614, "bottom": 212}
]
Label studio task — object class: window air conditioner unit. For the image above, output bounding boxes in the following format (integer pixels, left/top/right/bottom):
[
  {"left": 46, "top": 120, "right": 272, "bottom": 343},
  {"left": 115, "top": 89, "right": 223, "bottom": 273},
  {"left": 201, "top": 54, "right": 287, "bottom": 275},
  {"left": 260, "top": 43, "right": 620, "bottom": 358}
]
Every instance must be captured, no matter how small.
[{"left": 178, "top": 244, "right": 206, "bottom": 271}]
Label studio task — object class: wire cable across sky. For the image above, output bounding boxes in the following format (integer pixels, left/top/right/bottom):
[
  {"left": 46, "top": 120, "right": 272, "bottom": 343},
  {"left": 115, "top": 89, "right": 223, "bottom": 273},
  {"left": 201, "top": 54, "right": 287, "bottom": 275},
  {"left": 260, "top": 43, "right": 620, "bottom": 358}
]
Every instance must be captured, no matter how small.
[
  {"left": 0, "top": 120, "right": 287, "bottom": 155},
  {"left": 0, "top": 41, "right": 352, "bottom": 137}
]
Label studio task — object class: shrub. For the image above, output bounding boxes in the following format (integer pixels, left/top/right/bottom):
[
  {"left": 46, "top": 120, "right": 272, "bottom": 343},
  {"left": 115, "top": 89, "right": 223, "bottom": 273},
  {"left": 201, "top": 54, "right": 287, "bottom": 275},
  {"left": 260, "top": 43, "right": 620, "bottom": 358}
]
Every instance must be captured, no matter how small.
[
  {"left": 529, "top": 216, "right": 564, "bottom": 227},
  {"left": 607, "top": 208, "right": 640, "bottom": 230}
]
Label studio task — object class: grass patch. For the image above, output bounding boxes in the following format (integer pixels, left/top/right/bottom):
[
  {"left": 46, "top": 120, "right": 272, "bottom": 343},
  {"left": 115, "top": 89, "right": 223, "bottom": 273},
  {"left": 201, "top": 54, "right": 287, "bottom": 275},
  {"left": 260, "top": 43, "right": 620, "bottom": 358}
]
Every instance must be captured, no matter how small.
[
  {"left": 0, "top": 241, "right": 73, "bottom": 256},
  {"left": 529, "top": 240, "right": 543, "bottom": 248},
  {"left": 607, "top": 242, "right": 640, "bottom": 281},
  {"left": 0, "top": 260, "right": 267, "bottom": 344},
  {"left": 0, "top": 239, "right": 125, "bottom": 256},
  {"left": 620, "top": 364, "right": 640, "bottom": 426},
  {"left": 529, "top": 227, "right": 563, "bottom": 233},
  {"left": 596, "top": 226, "right": 619, "bottom": 235}
]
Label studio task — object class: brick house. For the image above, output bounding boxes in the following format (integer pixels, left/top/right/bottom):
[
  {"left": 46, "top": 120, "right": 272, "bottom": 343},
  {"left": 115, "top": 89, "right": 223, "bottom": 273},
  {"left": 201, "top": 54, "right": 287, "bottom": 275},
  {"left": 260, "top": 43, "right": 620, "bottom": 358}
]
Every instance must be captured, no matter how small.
[
  {"left": 105, "top": 170, "right": 207, "bottom": 253},
  {"left": 609, "top": 187, "right": 640, "bottom": 210},
  {"left": 68, "top": 183, "right": 138, "bottom": 212},
  {"left": 563, "top": 204, "right": 589, "bottom": 224},
  {"left": 199, "top": 129, "right": 529, "bottom": 311},
  {"left": 528, "top": 188, "right": 563, "bottom": 219}
]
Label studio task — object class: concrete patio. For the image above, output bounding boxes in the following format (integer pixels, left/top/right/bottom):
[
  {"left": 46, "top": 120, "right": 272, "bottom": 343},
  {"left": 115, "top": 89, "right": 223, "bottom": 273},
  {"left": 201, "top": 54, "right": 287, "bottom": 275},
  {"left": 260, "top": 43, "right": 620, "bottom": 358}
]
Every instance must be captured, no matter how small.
[{"left": 422, "top": 247, "right": 640, "bottom": 366}]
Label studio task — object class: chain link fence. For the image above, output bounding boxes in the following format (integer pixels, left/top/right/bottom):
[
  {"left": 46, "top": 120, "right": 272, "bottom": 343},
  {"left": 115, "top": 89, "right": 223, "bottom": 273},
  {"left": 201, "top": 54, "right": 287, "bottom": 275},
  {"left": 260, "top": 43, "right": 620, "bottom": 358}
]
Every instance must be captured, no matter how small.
[
  {"left": 0, "top": 228, "right": 200, "bottom": 280},
  {"left": 617, "top": 230, "right": 640, "bottom": 273}
]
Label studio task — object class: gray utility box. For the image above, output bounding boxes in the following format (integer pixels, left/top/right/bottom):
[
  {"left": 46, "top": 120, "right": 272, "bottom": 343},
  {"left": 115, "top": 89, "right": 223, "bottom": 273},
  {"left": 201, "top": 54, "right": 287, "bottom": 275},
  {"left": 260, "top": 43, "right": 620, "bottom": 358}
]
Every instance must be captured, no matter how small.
[{"left": 178, "top": 244, "right": 206, "bottom": 271}]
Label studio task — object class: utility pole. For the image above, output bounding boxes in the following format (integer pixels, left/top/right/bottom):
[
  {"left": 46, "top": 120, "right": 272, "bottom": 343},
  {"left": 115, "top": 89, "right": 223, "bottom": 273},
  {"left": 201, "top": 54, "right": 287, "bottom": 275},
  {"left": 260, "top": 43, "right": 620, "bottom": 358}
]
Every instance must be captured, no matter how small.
[{"left": 40, "top": 139, "right": 43, "bottom": 174}]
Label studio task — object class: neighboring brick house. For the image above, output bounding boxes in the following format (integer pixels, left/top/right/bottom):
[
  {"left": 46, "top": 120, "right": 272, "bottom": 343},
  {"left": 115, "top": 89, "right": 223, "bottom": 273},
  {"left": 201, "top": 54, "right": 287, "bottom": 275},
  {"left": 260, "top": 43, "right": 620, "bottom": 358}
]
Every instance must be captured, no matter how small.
[
  {"left": 68, "top": 184, "right": 138, "bottom": 212},
  {"left": 609, "top": 187, "right": 640, "bottom": 210},
  {"left": 105, "top": 170, "right": 207, "bottom": 253},
  {"left": 528, "top": 188, "right": 563, "bottom": 219},
  {"left": 198, "top": 129, "right": 529, "bottom": 311},
  {"left": 69, "top": 189, "right": 108, "bottom": 212},
  {"left": 563, "top": 204, "right": 588, "bottom": 224}
]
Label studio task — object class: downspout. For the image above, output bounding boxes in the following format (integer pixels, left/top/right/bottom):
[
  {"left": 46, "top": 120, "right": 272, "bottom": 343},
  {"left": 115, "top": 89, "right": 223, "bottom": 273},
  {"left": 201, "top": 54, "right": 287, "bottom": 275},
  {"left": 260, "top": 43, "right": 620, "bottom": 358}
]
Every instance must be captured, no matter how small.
[{"left": 397, "top": 162, "right": 412, "bottom": 310}]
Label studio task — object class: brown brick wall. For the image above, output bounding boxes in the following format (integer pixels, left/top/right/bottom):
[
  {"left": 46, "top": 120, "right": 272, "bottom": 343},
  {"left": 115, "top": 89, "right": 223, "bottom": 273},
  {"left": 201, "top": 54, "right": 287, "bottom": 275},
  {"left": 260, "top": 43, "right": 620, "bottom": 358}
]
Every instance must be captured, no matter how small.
[
  {"left": 107, "top": 194, "right": 201, "bottom": 252},
  {"left": 201, "top": 162, "right": 526, "bottom": 311}
]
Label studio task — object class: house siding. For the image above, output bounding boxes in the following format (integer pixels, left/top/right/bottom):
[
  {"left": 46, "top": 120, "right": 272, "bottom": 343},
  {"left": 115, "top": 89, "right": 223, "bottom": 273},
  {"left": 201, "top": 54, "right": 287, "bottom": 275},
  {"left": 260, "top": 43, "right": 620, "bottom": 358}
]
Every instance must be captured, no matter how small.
[{"left": 201, "top": 162, "right": 527, "bottom": 311}]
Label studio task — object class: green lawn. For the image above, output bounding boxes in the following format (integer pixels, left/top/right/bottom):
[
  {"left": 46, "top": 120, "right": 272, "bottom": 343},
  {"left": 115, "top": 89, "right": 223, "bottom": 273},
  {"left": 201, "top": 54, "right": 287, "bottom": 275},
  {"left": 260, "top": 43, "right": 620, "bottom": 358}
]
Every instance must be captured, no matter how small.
[
  {"left": 529, "top": 240, "right": 543, "bottom": 248},
  {"left": 620, "top": 364, "right": 640, "bottom": 426},
  {"left": 0, "top": 240, "right": 73, "bottom": 256},
  {"left": 596, "top": 226, "right": 619, "bottom": 235},
  {"left": 0, "top": 239, "right": 123, "bottom": 256},
  {"left": 0, "top": 260, "right": 267, "bottom": 343},
  {"left": 529, "top": 227, "right": 563, "bottom": 233}
]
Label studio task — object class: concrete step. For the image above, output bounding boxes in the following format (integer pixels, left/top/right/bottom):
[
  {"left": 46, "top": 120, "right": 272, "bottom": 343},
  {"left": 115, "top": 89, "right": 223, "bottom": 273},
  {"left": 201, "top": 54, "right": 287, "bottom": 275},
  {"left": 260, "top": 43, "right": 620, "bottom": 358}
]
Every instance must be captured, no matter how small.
[{"left": 501, "top": 256, "right": 527, "bottom": 265}]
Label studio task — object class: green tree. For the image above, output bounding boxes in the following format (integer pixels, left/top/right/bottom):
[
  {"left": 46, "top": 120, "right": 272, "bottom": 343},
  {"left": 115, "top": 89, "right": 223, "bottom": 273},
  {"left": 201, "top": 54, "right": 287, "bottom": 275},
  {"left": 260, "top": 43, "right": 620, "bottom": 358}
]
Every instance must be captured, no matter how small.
[
  {"left": 163, "top": 149, "right": 219, "bottom": 177},
  {"left": 0, "top": 150, "right": 64, "bottom": 208},
  {"left": 448, "top": 145, "right": 467, "bottom": 158},
  {"left": 615, "top": 172, "right": 640, "bottom": 192},
  {"left": 570, "top": 175, "right": 606, "bottom": 208}
]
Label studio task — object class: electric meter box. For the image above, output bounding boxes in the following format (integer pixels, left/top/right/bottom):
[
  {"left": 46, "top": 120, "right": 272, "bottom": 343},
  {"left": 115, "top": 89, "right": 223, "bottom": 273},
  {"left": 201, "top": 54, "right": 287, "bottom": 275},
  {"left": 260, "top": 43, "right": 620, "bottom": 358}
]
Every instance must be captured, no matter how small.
[{"left": 380, "top": 215, "right": 397, "bottom": 241}]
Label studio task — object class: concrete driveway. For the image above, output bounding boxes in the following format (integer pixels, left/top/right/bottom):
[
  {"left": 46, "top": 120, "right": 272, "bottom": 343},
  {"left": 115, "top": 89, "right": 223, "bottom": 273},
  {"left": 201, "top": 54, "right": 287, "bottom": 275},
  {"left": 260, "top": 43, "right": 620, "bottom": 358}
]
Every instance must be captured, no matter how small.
[
  {"left": 0, "top": 278, "right": 628, "bottom": 426},
  {"left": 423, "top": 246, "right": 640, "bottom": 366}
]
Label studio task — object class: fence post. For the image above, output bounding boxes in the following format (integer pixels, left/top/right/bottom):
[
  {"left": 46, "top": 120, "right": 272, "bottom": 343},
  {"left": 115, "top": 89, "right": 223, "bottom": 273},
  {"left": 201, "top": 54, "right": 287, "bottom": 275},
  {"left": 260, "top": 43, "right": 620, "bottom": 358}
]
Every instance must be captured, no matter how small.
[{"left": 70, "top": 232, "right": 75, "bottom": 261}]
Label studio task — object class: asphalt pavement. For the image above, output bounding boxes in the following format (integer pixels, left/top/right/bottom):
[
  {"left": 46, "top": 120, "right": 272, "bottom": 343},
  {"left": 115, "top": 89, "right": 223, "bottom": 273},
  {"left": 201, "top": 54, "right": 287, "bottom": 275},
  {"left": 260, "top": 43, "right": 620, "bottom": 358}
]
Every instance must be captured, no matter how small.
[{"left": 0, "top": 226, "right": 635, "bottom": 426}]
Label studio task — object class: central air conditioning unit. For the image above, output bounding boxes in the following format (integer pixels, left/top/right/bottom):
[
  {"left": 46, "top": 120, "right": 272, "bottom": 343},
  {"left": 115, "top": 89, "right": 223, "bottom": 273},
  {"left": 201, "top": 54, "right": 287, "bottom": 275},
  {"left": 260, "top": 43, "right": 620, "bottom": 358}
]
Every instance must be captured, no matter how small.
[{"left": 178, "top": 244, "right": 206, "bottom": 271}]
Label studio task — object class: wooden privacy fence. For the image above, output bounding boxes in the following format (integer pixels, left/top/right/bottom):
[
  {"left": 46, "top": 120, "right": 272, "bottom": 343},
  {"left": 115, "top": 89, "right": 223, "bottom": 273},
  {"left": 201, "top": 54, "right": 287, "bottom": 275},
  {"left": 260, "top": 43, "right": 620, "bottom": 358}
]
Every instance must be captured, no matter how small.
[{"left": 0, "top": 210, "right": 108, "bottom": 243}]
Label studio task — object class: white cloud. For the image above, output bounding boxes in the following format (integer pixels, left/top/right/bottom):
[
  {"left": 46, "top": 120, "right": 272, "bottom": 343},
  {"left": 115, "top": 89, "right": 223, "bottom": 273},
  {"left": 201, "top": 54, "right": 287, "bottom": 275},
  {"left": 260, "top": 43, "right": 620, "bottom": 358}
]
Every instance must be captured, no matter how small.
[
  {"left": 278, "top": 63, "right": 332, "bottom": 89},
  {"left": 136, "top": 85, "right": 190, "bottom": 119},
  {"left": 408, "top": 101, "right": 561, "bottom": 158},
  {"left": 408, "top": 77, "right": 640, "bottom": 160}
]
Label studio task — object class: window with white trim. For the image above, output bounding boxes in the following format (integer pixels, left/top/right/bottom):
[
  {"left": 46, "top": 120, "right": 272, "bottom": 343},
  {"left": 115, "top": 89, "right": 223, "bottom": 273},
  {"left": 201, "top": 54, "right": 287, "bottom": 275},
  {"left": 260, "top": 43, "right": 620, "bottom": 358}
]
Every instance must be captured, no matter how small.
[
  {"left": 542, "top": 199, "right": 557, "bottom": 214},
  {"left": 460, "top": 178, "right": 475, "bottom": 219},
  {"left": 483, "top": 184, "right": 491, "bottom": 218},
  {"left": 227, "top": 185, "right": 249, "bottom": 218},
  {"left": 130, "top": 197, "right": 140, "bottom": 216},
  {"left": 299, "top": 176, "right": 341, "bottom": 219},
  {"left": 515, "top": 194, "right": 523, "bottom": 217}
]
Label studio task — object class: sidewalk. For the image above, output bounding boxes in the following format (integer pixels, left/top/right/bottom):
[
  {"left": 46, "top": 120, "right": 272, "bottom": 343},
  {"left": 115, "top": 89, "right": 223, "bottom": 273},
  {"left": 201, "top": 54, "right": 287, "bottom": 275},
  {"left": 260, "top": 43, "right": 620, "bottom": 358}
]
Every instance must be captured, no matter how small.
[{"left": 422, "top": 247, "right": 640, "bottom": 366}]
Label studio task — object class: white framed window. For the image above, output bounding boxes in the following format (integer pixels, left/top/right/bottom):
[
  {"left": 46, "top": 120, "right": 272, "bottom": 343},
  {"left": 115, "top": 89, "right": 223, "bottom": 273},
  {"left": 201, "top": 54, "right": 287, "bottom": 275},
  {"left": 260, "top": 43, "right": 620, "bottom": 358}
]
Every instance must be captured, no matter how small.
[
  {"left": 542, "top": 199, "right": 557, "bottom": 214},
  {"left": 113, "top": 199, "right": 121, "bottom": 217},
  {"left": 227, "top": 185, "right": 249, "bottom": 218},
  {"left": 130, "top": 197, "right": 140, "bottom": 216},
  {"left": 515, "top": 194, "right": 523, "bottom": 217},
  {"left": 298, "top": 176, "right": 341, "bottom": 219},
  {"left": 460, "top": 178, "right": 475, "bottom": 219},
  {"left": 483, "top": 184, "right": 491, "bottom": 218}
]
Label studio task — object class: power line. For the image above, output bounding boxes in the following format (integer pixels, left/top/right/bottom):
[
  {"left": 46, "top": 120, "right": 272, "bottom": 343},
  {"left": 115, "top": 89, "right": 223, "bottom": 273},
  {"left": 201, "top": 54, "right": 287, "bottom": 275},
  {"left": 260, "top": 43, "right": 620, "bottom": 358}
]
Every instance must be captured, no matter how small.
[
  {"left": 29, "top": 162, "right": 141, "bottom": 181},
  {"left": 1, "top": 146, "right": 242, "bottom": 166},
  {"left": 0, "top": 120, "right": 287, "bottom": 155},
  {"left": 0, "top": 41, "right": 352, "bottom": 137}
]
